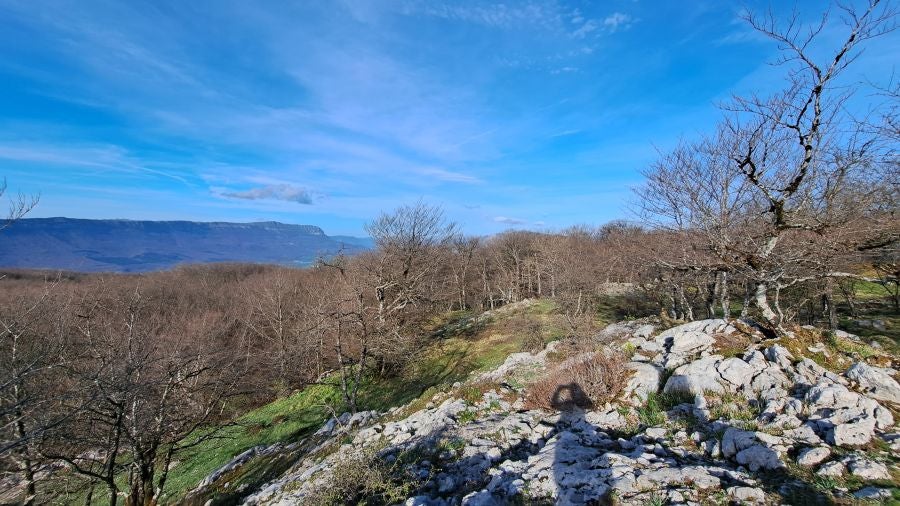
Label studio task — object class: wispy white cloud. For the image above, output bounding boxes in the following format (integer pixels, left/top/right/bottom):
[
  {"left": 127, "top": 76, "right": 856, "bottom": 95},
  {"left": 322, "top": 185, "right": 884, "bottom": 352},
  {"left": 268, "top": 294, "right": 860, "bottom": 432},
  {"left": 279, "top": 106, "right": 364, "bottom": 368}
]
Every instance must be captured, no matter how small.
[
  {"left": 493, "top": 216, "right": 526, "bottom": 225},
  {"left": 419, "top": 167, "right": 482, "bottom": 184},
  {"left": 571, "top": 19, "right": 597, "bottom": 39},
  {"left": 402, "top": 1, "right": 564, "bottom": 30},
  {"left": 602, "top": 12, "right": 635, "bottom": 33},
  {"left": 0, "top": 143, "right": 193, "bottom": 185},
  {"left": 219, "top": 183, "right": 315, "bottom": 204}
]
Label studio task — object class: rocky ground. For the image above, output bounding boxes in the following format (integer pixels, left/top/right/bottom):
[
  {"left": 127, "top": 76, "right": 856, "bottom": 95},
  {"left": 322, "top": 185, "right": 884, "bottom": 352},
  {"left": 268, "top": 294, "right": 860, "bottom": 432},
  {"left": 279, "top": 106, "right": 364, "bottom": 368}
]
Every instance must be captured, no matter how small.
[{"left": 191, "top": 318, "right": 900, "bottom": 505}]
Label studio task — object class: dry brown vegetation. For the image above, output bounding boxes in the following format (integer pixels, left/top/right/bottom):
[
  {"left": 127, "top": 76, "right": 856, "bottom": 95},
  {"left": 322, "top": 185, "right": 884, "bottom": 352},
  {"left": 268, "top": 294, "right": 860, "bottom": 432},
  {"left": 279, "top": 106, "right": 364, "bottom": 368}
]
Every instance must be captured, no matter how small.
[{"left": 524, "top": 351, "right": 629, "bottom": 411}]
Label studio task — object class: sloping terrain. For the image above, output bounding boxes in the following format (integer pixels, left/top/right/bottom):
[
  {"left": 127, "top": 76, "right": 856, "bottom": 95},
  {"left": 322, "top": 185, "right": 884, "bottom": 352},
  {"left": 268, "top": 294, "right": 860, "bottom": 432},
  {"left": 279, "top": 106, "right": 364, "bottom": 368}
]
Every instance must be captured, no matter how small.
[
  {"left": 0, "top": 218, "right": 368, "bottom": 272},
  {"left": 182, "top": 309, "right": 899, "bottom": 505}
]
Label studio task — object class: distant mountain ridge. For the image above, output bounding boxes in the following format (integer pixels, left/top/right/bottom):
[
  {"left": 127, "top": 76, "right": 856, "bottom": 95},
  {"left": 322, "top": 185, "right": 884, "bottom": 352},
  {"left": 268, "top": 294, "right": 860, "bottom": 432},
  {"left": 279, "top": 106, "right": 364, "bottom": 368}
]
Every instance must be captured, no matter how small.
[{"left": 0, "top": 218, "right": 372, "bottom": 272}]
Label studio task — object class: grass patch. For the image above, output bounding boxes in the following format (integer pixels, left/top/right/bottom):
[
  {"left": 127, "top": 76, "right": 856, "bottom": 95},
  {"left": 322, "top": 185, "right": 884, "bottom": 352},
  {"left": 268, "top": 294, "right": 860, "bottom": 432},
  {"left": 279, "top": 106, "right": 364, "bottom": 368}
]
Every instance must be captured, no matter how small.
[
  {"left": 636, "top": 391, "right": 693, "bottom": 427},
  {"left": 706, "top": 391, "right": 761, "bottom": 423}
]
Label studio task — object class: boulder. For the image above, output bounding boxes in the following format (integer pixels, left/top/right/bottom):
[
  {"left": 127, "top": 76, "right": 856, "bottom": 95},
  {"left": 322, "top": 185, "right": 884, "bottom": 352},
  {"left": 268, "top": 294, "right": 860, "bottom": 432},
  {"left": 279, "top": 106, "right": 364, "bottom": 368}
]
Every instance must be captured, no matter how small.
[
  {"left": 805, "top": 383, "right": 863, "bottom": 411},
  {"left": 795, "top": 358, "right": 846, "bottom": 386},
  {"left": 623, "top": 362, "right": 663, "bottom": 402},
  {"left": 847, "top": 457, "right": 891, "bottom": 480},
  {"left": 829, "top": 418, "right": 877, "bottom": 447},
  {"left": 846, "top": 362, "right": 900, "bottom": 405},
  {"left": 721, "top": 428, "right": 758, "bottom": 458},
  {"left": 853, "top": 487, "right": 892, "bottom": 500},
  {"left": 667, "top": 331, "right": 716, "bottom": 354},
  {"left": 728, "top": 486, "right": 766, "bottom": 503},
  {"left": 717, "top": 357, "right": 755, "bottom": 388},
  {"left": 750, "top": 366, "right": 791, "bottom": 395},
  {"left": 650, "top": 319, "right": 733, "bottom": 364},
  {"left": 663, "top": 356, "right": 725, "bottom": 396},
  {"left": 796, "top": 446, "right": 831, "bottom": 467},
  {"left": 816, "top": 461, "right": 845, "bottom": 477},
  {"left": 735, "top": 445, "right": 784, "bottom": 471},
  {"left": 763, "top": 345, "right": 794, "bottom": 369}
]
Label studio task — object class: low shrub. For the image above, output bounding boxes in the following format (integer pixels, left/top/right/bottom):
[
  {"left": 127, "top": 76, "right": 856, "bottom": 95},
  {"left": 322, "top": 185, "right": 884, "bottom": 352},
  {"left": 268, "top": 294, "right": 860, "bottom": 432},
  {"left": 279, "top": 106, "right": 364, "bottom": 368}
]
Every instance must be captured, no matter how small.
[
  {"left": 306, "top": 444, "right": 421, "bottom": 506},
  {"left": 524, "top": 351, "right": 628, "bottom": 410}
]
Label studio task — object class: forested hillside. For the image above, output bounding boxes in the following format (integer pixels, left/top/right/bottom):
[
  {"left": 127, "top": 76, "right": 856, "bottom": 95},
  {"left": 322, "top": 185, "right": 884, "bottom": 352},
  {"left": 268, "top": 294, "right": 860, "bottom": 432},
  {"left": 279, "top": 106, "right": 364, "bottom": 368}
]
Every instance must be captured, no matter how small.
[{"left": 0, "top": 218, "right": 369, "bottom": 272}]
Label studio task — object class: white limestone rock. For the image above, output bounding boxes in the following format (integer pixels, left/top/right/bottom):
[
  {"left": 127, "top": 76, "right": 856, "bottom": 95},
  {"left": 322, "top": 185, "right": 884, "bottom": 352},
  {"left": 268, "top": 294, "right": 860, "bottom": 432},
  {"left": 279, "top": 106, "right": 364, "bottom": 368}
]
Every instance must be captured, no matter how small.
[
  {"left": 663, "top": 356, "right": 725, "bottom": 396},
  {"left": 728, "top": 486, "right": 766, "bottom": 503},
  {"left": 796, "top": 446, "right": 831, "bottom": 467},
  {"left": 846, "top": 362, "right": 900, "bottom": 405},
  {"left": 623, "top": 362, "right": 663, "bottom": 403},
  {"left": 847, "top": 457, "right": 891, "bottom": 480}
]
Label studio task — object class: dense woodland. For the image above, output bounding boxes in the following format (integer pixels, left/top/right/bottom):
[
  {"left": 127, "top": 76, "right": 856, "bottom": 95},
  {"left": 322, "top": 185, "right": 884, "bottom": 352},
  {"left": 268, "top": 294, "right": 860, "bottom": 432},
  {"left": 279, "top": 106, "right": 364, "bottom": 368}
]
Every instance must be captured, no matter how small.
[{"left": 1, "top": 1, "right": 898, "bottom": 505}]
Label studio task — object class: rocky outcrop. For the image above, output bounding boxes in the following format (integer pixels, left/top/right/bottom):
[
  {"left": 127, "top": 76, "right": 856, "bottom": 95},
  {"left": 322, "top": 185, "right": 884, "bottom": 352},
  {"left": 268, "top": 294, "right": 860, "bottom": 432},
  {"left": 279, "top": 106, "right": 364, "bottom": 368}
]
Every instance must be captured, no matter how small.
[{"left": 193, "top": 319, "right": 898, "bottom": 505}]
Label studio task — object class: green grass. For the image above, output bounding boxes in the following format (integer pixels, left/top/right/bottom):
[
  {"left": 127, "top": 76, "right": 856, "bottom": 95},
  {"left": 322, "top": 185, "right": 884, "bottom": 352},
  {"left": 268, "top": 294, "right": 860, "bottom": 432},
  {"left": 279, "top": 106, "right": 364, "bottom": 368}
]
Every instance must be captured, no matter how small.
[
  {"left": 853, "top": 280, "right": 893, "bottom": 300},
  {"left": 160, "top": 382, "right": 342, "bottom": 503},
  {"left": 635, "top": 391, "right": 692, "bottom": 427},
  {"left": 839, "top": 311, "right": 900, "bottom": 354}
]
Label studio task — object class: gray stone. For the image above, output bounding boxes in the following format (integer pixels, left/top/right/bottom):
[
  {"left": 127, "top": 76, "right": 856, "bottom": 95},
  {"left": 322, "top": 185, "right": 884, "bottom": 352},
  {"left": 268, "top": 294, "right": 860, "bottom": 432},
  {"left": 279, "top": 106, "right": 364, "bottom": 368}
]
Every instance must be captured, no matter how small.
[
  {"left": 834, "top": 329, "right": 859, "bottom": 340},
  {"left": 623, "top": 362, "right": 663, "bottom": 402},
  {"left": 668, "top": 330, "right": 716, "bottom": 354},
  {"left": 805, "top": 383, "right": 861, "bottom": 411},
  {"left": 846, "top": 362, "right": 900, "bottom": 405},
  {"left": 722, "top": 428, "right": 757, "bottom": 458},
  {"left": 651, "top": 320, "right": 734, "bottom": 366},
  {"left": 763, "top": 345, "right": 794, "bottom": 369},
  {"left": 717, "top": 357, "right": 755, "bottom": 388},
  {"left": 750, "top": 366, "right": 791, "bottom": 395},
  {"left": 460, "top": 490, "right": 493, "bottom": 506},
  {"left": 853, "top": 487, "right": 892, "bottom": 500},
  {"left": 644, "top": 427, "right": 667, "bottom": 439},
  {"left": 796, "top": 358, "right": 847, "bottom": 386},
  {"left": 728, "top": 486, "right": 766, "bottom": 503},
  {"left": 829, "top": 418, "right": 876, "bottom": 447},
  {"left": 796, "top": 446, "right": 831, "bottom": 467},
  {"left": 634, "top": 324, "right": 656, "bottom": 339},
  {"left": 664, "top": 356, "right": 725, "bottom": 396},
  {"left": 707, "top": 439, "right": 723, "bottom": 459},
  {"left": 735, "top": 444, "right": 784, "bottom": 471},
  {"left": 816, "top": 461, "right": 846, "bottom": 477},
  {"left": 848, "top": 458, "right": 891, "bottom": 480}
]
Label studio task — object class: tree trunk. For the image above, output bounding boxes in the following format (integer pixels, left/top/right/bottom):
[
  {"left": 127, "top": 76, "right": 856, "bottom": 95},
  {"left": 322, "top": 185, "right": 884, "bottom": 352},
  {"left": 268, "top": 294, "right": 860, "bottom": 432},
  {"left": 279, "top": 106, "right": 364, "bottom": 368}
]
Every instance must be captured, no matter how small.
[
  {"left": 838, "top": 280, "right": 858, "bottom": 318},
  {"left": 740, "top": 282, "right": 753, "bottom": 318},
  {"left": 719, "top": 271, "right": 730, "bottom": 319},
  {"left": 678, "top": 285, "right": 694, "bottom": 321},
  {"left": 668, "top": 285, "right": 678, "bottom": 319},
  {"left": 705, "top": 274, "right": 717, "bottom": 319},
  {"left": 754, "top": 281, "right": 778, "bottom": 326},
  {"left": 823, "top": 279, "right": 838, "bottom": 330},
  {"left": 12, "top": 393, "right": 36, "bottom": 506}
]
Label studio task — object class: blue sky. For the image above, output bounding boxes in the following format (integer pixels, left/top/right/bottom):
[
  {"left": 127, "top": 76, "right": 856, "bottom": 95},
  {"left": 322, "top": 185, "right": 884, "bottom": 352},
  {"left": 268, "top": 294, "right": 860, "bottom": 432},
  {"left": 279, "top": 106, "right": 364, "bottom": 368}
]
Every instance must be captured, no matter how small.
[{"left": 0, "top": 0, "right": 896, "bottom": 236}]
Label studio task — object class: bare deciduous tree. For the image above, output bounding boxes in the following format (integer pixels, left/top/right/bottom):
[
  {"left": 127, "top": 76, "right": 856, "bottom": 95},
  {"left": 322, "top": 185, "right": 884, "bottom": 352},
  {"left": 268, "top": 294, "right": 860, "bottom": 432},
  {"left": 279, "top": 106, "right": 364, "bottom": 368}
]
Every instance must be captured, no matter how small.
[{"left": 637, "top": 0, "right": 898, "bottom": 330}]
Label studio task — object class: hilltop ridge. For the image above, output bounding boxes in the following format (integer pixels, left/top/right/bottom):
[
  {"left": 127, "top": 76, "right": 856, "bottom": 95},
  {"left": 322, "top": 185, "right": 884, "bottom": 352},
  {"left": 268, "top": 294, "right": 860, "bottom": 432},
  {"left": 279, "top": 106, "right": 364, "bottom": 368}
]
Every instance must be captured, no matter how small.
[{"left": 0, "top": 218, "right": 371, "bottom": 272}]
